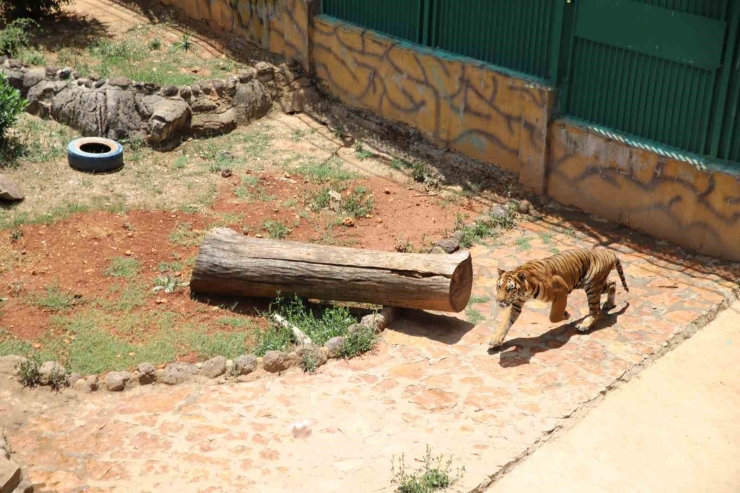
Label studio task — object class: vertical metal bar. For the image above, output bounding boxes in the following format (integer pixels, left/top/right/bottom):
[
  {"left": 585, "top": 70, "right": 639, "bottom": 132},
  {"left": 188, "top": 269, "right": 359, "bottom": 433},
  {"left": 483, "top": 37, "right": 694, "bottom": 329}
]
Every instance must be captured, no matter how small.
[
  {"left": 557, "top": 0, "right": 578, "bottom": 114},
  {"left": 420, "top": 0, "right": 430, "bottom": 45},
  {"left": 709, "top": 0, "right": 740, "bottom": 157}
]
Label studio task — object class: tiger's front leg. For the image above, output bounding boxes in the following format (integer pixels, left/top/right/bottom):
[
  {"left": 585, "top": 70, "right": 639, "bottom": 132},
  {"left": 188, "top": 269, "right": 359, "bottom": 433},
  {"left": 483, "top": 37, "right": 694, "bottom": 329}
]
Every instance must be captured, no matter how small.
[
  {"left": 489, "top": 301, "right": 523, "bottom": 348},
  {"left": 548, "top": 275, "right": 570, "bottom": 323}
]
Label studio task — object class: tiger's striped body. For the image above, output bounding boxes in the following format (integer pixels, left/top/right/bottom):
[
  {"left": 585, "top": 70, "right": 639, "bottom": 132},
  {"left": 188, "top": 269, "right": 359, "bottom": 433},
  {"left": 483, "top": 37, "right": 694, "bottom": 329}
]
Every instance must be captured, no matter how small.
[{"left": 490, "top": 248, "right": 628, "bottom": 348}]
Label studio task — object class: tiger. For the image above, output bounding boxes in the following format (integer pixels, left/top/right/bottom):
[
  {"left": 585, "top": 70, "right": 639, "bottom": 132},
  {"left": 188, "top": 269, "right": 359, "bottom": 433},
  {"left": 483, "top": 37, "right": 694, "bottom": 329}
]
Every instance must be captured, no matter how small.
[{"left": 489, "top": 248, "right": 629, "bottom": 349}]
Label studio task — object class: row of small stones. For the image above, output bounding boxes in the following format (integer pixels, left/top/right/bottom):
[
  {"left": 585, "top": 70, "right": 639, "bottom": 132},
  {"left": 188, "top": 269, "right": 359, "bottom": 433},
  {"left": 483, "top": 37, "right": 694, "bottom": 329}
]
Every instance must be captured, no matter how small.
[
  {"left": 7, "top": 308, "right": 394, "bottom": 393},
  {"left": 2, "top": 56, "right": 303, "bottom": 99}
]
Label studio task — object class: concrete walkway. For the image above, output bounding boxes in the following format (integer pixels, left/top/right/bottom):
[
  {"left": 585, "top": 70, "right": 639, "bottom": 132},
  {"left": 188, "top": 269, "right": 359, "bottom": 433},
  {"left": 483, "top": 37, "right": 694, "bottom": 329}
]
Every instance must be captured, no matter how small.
[{"left": 488, "top": 302, "right": 740, "bottom": 493}]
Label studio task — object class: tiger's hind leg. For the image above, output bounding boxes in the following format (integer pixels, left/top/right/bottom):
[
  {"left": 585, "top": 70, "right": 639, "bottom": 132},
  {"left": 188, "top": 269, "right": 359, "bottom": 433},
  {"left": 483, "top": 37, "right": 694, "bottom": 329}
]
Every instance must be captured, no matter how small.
[
  {"left": 577, "top": 281, "right": 606, "bottom": 332},
  {"left": 602, "top": 280, "right": 617, "bottom": 310}
]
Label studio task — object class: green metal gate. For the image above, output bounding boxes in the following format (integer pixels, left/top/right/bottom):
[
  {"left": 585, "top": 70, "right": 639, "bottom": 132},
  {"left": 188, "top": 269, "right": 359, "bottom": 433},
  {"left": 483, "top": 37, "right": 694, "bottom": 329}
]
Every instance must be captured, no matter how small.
[
  {"left": 321, "top": 0, "right": 423, "bottom": 43},
  {"left": 560, "top": 0, "right": 736, "bottom": 159}
]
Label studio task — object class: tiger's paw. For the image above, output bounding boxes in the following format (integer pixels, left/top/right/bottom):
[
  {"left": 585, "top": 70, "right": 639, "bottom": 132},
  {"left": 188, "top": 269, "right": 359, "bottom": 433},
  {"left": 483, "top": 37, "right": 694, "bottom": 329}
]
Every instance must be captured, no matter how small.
[
  {"left": 602, "top": 301, "right": 616, "bottom": 311},
  {"left": 563, "top": 310, "right": 571, "bottom": 320},
  {"left": 576, "top": 316, "right": 596, "bottom": 332},
  {"left": 488, "top": 337, "right": 505, "bottom": 349}
]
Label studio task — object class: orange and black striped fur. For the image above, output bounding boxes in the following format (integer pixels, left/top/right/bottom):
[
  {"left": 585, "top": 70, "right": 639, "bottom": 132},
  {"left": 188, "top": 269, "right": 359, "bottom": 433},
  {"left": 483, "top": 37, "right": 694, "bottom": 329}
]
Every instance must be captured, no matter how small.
[{"left": 490, "top": 248, "right": 628, "bottom": 348}]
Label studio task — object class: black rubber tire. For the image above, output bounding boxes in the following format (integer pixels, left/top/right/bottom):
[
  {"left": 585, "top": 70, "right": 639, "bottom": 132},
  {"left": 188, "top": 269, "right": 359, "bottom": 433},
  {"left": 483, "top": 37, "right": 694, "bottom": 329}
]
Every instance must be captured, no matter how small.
[{"left": 67, "top": 137, "right": 124, "bottom": 172}]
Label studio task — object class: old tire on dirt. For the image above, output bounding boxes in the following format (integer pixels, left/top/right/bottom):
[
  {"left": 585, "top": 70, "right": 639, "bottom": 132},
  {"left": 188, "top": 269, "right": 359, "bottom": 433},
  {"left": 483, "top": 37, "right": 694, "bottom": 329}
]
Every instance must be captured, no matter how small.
[{"left": 67, "top": 137, "right": 124, "bottom": 172}]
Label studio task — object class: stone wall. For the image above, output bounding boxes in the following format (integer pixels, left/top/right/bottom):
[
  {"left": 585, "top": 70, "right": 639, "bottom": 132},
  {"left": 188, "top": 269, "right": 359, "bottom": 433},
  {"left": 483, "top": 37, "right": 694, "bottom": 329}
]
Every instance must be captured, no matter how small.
[{"left": 1, "top": 58, "right": 318, "bottom": 146}]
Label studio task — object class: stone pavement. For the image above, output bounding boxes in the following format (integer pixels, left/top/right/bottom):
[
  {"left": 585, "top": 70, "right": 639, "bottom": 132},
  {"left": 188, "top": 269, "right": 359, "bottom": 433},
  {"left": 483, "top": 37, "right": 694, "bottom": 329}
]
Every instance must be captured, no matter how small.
[
  {"left": 487, "top": 301, "right": 740, "bottom": 493},
  {"left": 1, "top": 212, "right": 738, "bottom": 493}
]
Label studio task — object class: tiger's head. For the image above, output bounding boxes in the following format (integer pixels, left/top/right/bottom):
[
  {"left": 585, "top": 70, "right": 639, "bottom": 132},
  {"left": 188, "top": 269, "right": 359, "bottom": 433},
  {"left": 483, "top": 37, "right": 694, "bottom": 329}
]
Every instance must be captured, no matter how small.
[{"left": 496, "top": 268, "right": 529, "bottom": 307}]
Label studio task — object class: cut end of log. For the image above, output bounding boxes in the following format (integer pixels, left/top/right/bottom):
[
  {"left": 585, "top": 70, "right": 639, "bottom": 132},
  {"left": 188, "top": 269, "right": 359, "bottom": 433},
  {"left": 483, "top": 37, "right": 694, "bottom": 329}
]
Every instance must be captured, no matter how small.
[{"left": 449, "top": 252, "right": 473, "bottom": 312}]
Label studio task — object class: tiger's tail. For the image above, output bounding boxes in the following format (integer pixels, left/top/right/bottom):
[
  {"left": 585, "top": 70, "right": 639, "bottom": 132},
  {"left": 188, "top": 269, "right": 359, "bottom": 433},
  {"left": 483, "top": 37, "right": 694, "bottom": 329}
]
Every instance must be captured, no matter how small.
[{"left": 614, "top": 257, "right": 629, "bottom": 292}]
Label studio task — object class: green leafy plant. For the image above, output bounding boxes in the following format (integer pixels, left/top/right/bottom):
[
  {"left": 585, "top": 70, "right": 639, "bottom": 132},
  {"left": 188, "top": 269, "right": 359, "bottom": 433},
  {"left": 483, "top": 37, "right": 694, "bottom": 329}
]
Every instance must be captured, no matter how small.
[
  {"left": 172, "top": 33, "right": 193, "bottom": 51},
  {"left": 148, "top": 38, "right": 162, "bottom": 50},
  {"left": 341, "top": 187, "right": 374, "bottom": 218},
  {"left": 0, "top": 73, "right": 28, "bottom": 143},
  {"left": 152, "top": 274, "right": 188, "bottom": 294},
  {"left": 0, "top": 18, "right": 36, "bottom": 57},
  {"left": 340, "top": 325, "right": 376, "bottom": 358},
  {"left": 391, "top": 446, "right": 465, "bottom": 493},
  {"left": 411, "top": 162, "right": 429, "bottom": 183},
  {"left": 270, "top": 295, "right": 357, "bottom": 346},
  {"left": 261, "top": 220, "right": 290, "bottom": 239}
]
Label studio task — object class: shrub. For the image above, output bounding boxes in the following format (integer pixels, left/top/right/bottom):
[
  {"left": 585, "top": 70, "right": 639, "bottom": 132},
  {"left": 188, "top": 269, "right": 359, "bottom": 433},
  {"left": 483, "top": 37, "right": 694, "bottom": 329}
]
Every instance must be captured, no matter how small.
[
  {"left": 1, "top": 0, "right": 71, "bottom": 18},
  {"left": 0, "top": 18, "right": 36, "bottom": 57},
  {"left": 0, "top": 74, "right": 27, "bottom": 143}
]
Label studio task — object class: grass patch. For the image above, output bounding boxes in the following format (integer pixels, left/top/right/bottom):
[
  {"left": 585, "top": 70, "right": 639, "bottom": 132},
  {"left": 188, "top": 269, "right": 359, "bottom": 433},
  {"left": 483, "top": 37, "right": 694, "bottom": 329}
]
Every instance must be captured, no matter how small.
[
  {"left": 260, "top": 220, "right": 290, "bottom": 239},
  {"left": 234, "top": 176, "right": 275, "bottom": 202},
  {"left": 392, "top": 446, "right": 465, "bottom": 493},
  {"left": 341, "top": 186, "right": 374, "bottom": 218},
  {"left": 169, "top": 222, "right": 204, "bottom": 247},
  {"left": 390, "top": 158, "right": 412, "bottom": 170},
  {"left": 295, "top": 157, "right": 357, "bottom": 183},
  {"left": 515, "top": 236, "right": 532, "bottom": 251},
  {"left": 158, "top": 261, "right": 183, "bottom": 273},
  {"left": 540, "top": 233, "right": 553, "bottom": 245},
  {"left": 104, "top": 257, "right": 140, "bottom": 278},
  {"left": 186, "top": 330, "right": 252, "bottom": 360},
  {"left": 354, "top": 142, "right": 375, "bottom": 161},
  {"left": 28, "top": 284, "right": 79, "bottom": 311},
  {"left": 0, "top": 329, "right": 32, "bottom": 357},
  {"left": 340, "top": 325, "right": 376, "bottom": 358},
  {"left": 465, "top": 308, "right": 485, "bottom": 325},
  {"left": 253, "top": 324, "right": 294, "bottom": 356},
  {"left": 467, "top": 295, "right": 490, "bottom": 306},
  {"left": 271, "top": 296, "right": 356, "bottom": 346},
  {"left": 97, "top": 283, "right": 148, "bottom": 312}
]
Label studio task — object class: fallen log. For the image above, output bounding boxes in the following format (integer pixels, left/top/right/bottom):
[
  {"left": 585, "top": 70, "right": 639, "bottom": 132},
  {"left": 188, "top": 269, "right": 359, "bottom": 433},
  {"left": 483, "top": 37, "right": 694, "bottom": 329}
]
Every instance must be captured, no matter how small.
[{"left": 190, "top": 228, "right": 473, "bottom": 312}]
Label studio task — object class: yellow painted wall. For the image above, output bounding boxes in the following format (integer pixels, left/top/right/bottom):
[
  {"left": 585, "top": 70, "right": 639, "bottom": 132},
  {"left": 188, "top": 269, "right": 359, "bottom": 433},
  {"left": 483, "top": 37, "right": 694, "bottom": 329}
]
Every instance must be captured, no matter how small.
[
  {"left": 547, "top": 122, "right": 740, "bottom": 260},
  {"left": 312, "top": 17, "right": 556, "bottom": 175}
]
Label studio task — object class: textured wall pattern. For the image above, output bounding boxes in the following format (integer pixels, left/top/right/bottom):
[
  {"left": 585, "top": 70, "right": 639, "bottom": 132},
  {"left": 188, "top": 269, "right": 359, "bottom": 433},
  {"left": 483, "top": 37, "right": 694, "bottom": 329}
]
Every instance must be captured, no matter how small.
[{"left": 547, "top": 123, "right": 740, "bottom": 260}]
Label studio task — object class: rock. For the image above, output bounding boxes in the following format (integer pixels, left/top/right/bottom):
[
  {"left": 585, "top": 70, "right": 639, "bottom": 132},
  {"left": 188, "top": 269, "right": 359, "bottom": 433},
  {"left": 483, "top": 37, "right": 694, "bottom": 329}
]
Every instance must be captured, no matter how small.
[
  {"left": 108, "top": 76, "right": 132, "bottom": 88},
  {"left": 59, "top": 67, "right": 73, "bottom": 79},
  {"left": 94, "top": 79, "right": 106, "bottom": 88},
  {"left": 88, "top": 72, "right": 100, "bottom": 81},
  {"left": 201, "top": 82, "right": 215, "bottom": 95},
  {"left": 6, "top": 59, "right": 21, "bottom": 69},
  {"left": 136, "top": 362, "right": 156, "bottom": 384},
  {"left": 474, "top": 215, "right": 495, "bottom": 227},
  {"left": 516, "top": 199, "right": 532, "bottom": 214},
  {"left": 450, "top": 230, "right": 465, "bottom": 242},
  {"left": 45, "top": 66, "right": 59, "bottom": 78},
  {"left": 220, "top": 169, "right": 232, "bottom": 178},
  {"left": 325, "top": 336, "right": 346, "bottom": 358},
  {"left": 199, "top": 356, "right": 226, "bottom": 378},
  {"left": 38, "top": 361, "right": 66, "bottom": 386},
  {"left": 52, "top": 89, "right": 108, "bottom": 136},
  {"left": 435, "top": 238, "right": 460, "bottom": 254},
  {"left": 0, "top": 355, "right": 25, "bottom": 376},
  {"left": 159, "top": 362, "right": 197, "bottom": 385},
  {"left": 430, "top": 246, "right": 447, "bottom": 255},
  {"left": 233, "top": 354, "right": 258, "bottom": 375},
  {"left": 210, "top": 79, "right": 224, "bottom": 95},
  {"left": 2, "top": 69, "right": 24, "bottom": 90},
  {"left": 489, "top": 204, "right": 509, "bottom": 219},
  {"left": 277, "top": 87, "right": 308, "bottom": 113},
  {"left": 190, "top": 84, "right": 201, "bottom": 96},
  {"left": 73, "top": 375, "right": 98, "bottom": 392},
  {"left": 105, "top": 371, "right": 132, "bottom": 391},
  {"left": 67, "top": 372, "right": 83, "bottom": 387},
  {"left": 233, "top": 80, "right": 271, "bottom": 123},
  {"left": 238, "top": 68, "right": 256, "bottom": 82},
  {"left": 190, "top": 108, "right": 237, "bottom": 136},
  {"left": 22, "top": 69, "right": 44, "bottom": 90},
  {"left": 296, "top": 344, "right": 327, "bottom": 370},
  {"left": 346, "top": 324, "right": 366, "bottom": 335},
  {"left": 255, "top": 61, "right": 274, "bottom": 77},
  {"left": 161, "top": 85, "right": 178, "bottom": 97},
  {"left": 148, "top": 99, "right": 191, "bottom": 145},
  {"left": 262, "top": 351, "right": 294, "bottom": 373},
  {"left": 190, "top": 98, "right": 218, "bottom": 113},
  {"left": 105, "top": 88, "right": 140, "bottom": 141},
  {"left": 179, "top": 86, "right": 192, "bottom": 99},
  {"left": 0, "top": 459, "right": 21, "bottom": 493}
]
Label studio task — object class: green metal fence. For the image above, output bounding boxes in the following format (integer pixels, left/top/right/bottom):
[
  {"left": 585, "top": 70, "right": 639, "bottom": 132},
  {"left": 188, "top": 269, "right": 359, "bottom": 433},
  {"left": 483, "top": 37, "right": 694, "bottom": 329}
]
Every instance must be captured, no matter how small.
[
  {"left": 321, "top": 0, "right": 740, "bottom": 168},
  {"left": 321, "top": 0, "right": 422, "bottom": 44},
  {"left": 428, "top": 0, "right": 563, "bottom": 80}
]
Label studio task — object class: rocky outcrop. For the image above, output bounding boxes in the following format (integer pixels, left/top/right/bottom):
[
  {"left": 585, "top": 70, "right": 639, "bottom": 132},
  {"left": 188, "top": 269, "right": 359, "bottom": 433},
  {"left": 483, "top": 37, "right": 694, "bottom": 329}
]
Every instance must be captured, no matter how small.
[{"left": 1, "top": 58, "right": 319, "bottom": 147}]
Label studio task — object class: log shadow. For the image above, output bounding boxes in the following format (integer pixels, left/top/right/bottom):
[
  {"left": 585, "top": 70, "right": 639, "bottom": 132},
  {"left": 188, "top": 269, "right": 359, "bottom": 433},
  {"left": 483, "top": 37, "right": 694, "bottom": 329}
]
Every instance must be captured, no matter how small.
[
  {"left": 388, "top": 309, "right": 476, "bottom": 345},
  {"left": 488, "top": 302, "right": 630, "bottom": 367}
]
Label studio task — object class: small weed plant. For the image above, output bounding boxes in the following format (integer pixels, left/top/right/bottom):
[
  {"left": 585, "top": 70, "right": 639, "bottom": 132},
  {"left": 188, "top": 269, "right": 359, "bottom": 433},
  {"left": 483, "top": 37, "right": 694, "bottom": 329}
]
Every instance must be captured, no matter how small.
[
  {"left": 105, "top": 257, "right": 140, "bottom": 278},
  {"left": 30, "top": 284, "right": 79, "bottom": 311},
  {"left": 152, "top": 274, "right": 188, "bottom": 294},
  {"left": 172, "top": 33, "right": 193, "bottom": 51},
  {"left": 392, "top": 446, "right": 465, "bottom": 493},
  {"left": 261, "top": 220, "right": 290, "bottom": 239},
  {"left": 17, "top": 357, "right": 40, "bottom": 388}
]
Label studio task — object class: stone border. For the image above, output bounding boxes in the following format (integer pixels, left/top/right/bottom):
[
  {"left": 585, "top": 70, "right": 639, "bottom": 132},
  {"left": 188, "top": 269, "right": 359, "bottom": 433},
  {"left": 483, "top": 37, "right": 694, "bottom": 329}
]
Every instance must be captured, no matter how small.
[
  {"left": 0, "top": 307, "right": 397, "bottom": 394},
  {"left": 0, "top": 430, "right": 32, "bottom": 493},
  {"left": 0, "top": 57, "right": 319, "bottom": 148}
]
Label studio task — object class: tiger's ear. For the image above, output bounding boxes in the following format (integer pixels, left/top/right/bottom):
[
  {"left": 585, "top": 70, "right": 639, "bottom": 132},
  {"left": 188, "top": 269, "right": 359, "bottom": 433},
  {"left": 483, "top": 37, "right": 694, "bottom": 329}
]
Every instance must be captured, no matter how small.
[{"left": 497, "top": 268, "right": 505, "bottom": 276}]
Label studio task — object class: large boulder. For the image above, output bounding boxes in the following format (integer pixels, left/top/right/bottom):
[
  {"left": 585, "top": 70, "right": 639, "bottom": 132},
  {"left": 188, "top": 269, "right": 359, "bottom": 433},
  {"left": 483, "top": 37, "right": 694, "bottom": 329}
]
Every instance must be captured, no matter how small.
[
  {"left": 0, "top": 175, "right": 24, "bottom": 201},
  {"left": 233, "top": 354, "right": 258, "bottom": 375},
  {"left": 233, "top": 80, "right": 271, "bottom": 123},
  {"left": 158, "top": 362, "right": 197, "bottom": 385},
  {"left": 105, "top": 371, "right": 132, "bottom": 391},
  {"left": 106, "top": 88, "right": 144, "bottom": 141},
  {"left": 190, "top": 108, "right": 237, "bottom": 136},
  {"left": 199, "top": 356, "right": 226, "bottom": 378},
  {"left": 262, "top": 351, "right": 294, "bottom": 373},
  {"left": 148, "top": 99, "right": 191, "bottom": 145},
  {"left": 52, "top": 88, "right": 107, "bottom": 137}
]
